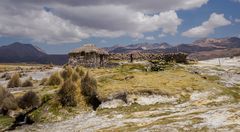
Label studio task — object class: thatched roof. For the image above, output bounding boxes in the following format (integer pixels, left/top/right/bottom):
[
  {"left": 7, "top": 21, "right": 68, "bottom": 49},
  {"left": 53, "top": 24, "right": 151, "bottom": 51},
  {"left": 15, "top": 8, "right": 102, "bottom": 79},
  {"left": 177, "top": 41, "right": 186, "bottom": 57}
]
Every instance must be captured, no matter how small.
[{"left": 69, "top": 44, "right": 108, "bottom": 55}]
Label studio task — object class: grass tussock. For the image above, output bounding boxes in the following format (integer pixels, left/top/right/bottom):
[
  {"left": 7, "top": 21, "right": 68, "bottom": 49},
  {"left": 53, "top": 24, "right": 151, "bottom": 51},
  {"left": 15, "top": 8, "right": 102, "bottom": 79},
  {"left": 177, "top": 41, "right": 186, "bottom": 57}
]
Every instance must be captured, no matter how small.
[
  {"left": 72, "top": 72, "right": 80, "bottom": 82},
  {"left": 22, "top": 78, "right": 33, "bottom": 87},
  {"left": 75, "top": 66, "right": 85, "bottom": 77},
  {"left": 7, "top": 73, "right": 21, "bottom": 88},
  {"left": 0, "top": 86, "right": 18, "bottom": 114},
  {"left": 40, "top": 78, "right": 48, "bottom": 86},
  {"left": 61, "top": 66, "right": 73, "bottom": 80},
  {"left": 18, "top": 91, "right": 40, "bottom": 109},
  {"left": 81, "top": 72, "right": 97, "bottom": 97},
  {"left": 47, "top": 72, "right": 62, "bottom": 86},
  {"left": 58, "top": 79, "right": 79, "bottom": 107}
]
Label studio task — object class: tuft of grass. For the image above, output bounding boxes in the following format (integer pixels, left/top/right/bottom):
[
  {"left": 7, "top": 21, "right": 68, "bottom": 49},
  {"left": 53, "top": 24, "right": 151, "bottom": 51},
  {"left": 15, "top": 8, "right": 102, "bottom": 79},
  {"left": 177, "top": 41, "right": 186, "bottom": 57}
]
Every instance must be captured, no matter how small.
[
  {"left": 0, "top": 86, "right": 18, "bottom": 114},
  {"left": 22, "top": 78, "right": 33, "bottom": 87},
  {"left": 0, "top": 116, "right": 14, "bottom": 131},
  {"left": 7, "top": 73, "right": 21, "bottom": 88},
  {"left": 61, "top": 66, "right": 73, "bottom": 80},
  {"left": 40, "top": 78, "right": 48, "bottom": 86},
  {"left": 81, "top": 72, "right": 97, "bottom": 97},
  {"left": 58, "top": 79, "right": 79, "bottom": 107},
  {"left": 47, "top": 72, "right": 62, "bottom": 86},
  {"left": 75, "top": 66, "right": 85, "bottom": 77},
  {"left": 72, "top": 72, "right": 80, "bottom": 82},
  {"left": 18, "top": 91, "right": 40, "bottom": 109}
]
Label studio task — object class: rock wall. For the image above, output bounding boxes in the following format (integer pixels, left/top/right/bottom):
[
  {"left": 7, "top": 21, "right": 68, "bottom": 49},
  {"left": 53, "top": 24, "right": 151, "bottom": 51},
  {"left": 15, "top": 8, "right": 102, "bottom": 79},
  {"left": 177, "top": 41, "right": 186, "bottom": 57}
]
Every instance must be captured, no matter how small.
[
  {"left": 109, "top": 53, "right": 188, "bottom": 63},
  {"left": 68, "top": 52, "right": 108, "bottom": 67}
]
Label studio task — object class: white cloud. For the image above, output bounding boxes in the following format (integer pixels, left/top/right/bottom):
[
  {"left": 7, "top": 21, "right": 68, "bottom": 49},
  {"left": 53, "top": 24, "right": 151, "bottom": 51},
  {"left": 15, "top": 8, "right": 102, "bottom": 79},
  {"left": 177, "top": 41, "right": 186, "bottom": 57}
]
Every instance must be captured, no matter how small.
[
  {"left": 145, "top": 36, "right": 155, "bottom": 40},
  {"left": 158, "top": 34, "right": 166, "bottom": 38},
  {"left": 182, "top": 13, "right": 231, "bottom": 38},
  {"left": 235, "top": 18, "right": 240, "bottom": 23},
  {"left": 233, "top": 0, "right": 240, "bottom": 3},
  {"left": 0, "top": 0, "right": 208, "bottom": 44}
]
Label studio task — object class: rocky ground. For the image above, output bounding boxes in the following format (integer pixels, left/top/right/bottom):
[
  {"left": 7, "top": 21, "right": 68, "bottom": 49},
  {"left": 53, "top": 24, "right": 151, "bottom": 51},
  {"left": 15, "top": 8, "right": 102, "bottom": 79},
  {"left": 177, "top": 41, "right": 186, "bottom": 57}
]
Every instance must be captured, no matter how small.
[{"left": 1, "top": 57, "right": 240, "bottom": 132}]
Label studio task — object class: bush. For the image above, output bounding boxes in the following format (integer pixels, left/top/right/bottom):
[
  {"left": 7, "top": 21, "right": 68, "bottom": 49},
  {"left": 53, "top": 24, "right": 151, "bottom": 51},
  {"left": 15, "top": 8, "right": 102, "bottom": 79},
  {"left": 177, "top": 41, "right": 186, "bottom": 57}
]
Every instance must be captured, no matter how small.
[
  {"left": 75, "top": 67, "right": 85, "bottom": 77},
  {"left": 7, "top": 73, "right": 21, "bottom": 88},
  {"left": 18, "top": 91, "right": 40, "bottom": 109},
  {"left": 0, "top": 86, "right": 18, "bottom": 114},
  {"left": 72, "top": 72, "right": 80, "bottom": 82},
  {"left": 61, "top": 66, "right": 73, "bottom": 80},
  {"left": 47, "top": 72, "right": 62, "bottom": 86},
  {"left": 40, "top": 78, "right": 48, "bottom": 85},
  {"left": 81, "top": 72, "right": 97, "bottom": 97},
  {"left": 58, "top": 79, "right": 78, "bottom": 107},
  {"left": 22, "top": 78, "right": 33, "bottom": 87}
]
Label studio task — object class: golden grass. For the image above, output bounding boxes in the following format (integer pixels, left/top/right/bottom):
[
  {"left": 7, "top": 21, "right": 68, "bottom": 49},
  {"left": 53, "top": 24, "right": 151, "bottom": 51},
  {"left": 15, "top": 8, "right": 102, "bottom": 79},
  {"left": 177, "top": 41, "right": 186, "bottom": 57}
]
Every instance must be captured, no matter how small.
[{"left": 88, "top": 66, "right": 222, "bottom": 100}]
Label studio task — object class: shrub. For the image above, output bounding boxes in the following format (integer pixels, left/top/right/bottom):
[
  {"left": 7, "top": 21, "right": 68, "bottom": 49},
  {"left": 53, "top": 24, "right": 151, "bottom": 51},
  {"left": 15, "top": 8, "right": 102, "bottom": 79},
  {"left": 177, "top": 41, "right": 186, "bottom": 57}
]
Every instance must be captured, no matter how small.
[
  {"left": 61, "top": 66, "right": 73, "bottom": 80},
  {"left": 72, "top": 72, "right": 80, "bottom": 82},
  {"left": 22, "top": 78, "right": 33, "bottom": 87},
  {"left": 58, "top": 79, "right": 78, "bottom": 107},
  {"left": 40, "top": 78, "right": 48, "bottom": 85},
  {"left": 7, "top": 73, "right": 21, "bottom": 88},
  {"left": 81, "top": 72, "right": 97, "bottom": 97},
  {"left": 75, "top": 67, "right": 85, "bottom": 77},
  {"left": 18, "top": 91, "right": 40, "bottom": 109},
  {"left": 0, "top": 86, "right": 18, "bottom": 114},
  {"left": 47, "top": 72, "right": 62, "bottom": 86}
]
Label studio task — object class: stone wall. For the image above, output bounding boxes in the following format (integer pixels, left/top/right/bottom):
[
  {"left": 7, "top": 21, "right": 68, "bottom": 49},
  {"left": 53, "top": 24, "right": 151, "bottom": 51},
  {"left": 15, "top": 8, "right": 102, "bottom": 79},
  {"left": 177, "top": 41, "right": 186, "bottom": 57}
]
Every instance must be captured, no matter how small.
[
  {"left": 68, "top": 52, "right": 108, "bottom": 67},
  {"left": 109, "top": 53, "right": 188, "bottom": 63}
]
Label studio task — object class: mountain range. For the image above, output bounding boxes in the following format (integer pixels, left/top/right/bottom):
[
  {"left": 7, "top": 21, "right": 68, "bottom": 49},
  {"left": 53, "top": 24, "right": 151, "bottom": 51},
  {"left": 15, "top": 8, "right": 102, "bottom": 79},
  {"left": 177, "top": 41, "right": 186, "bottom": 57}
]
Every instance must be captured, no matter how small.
[
  {"left": 0, "top": 42, "right": 68, "bottom": 65},
  {"left": 104, "top": 37, "right": 240, "bottom": 60},
  {"left": 0, "top": 37, "right": 239, "bottom": 65}
]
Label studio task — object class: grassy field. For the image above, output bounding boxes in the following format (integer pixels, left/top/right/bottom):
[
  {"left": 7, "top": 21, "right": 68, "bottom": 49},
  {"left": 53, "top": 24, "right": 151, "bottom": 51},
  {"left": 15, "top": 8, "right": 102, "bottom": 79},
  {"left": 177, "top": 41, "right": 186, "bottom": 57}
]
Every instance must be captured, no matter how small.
[{"left": 86, "top": 64, "right": 224, "bottom": 101}]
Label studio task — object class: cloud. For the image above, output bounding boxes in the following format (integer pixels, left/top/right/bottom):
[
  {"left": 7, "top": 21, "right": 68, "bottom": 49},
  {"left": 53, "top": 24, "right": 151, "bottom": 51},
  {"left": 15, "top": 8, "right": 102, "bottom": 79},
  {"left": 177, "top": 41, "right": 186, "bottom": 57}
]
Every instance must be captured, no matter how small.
[
  {"left": 235, "top": 18, "right": 240, "bottom": 23},
  {"left": 0, "top": 0, "right": 208, "bottom": 44},
  {"left": 145, "top": 36, "right": 155, "bottom": 40},
  {"left": 233, "top": 0, "right": 240, "bottom": 3},
  {"left": 182, "top": 13, "right": 231, "bottom": 38},
  {"left": 158, "top": 34, "right": 166, "bottom": 38}
]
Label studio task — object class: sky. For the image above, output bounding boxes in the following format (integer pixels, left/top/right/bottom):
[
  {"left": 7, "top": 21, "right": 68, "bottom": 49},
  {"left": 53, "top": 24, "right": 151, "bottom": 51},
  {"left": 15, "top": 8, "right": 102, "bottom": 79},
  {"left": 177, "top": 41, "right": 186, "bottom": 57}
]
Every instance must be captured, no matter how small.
[{"left": 0, "top": 0, "right": 239, "bottom": 54}]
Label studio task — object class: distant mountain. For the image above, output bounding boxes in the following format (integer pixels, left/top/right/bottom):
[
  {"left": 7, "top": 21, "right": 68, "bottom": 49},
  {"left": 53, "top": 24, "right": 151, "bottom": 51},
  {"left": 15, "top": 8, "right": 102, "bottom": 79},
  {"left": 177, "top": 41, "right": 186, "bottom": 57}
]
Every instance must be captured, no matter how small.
[
  {"left": 104, "top": 42, "right": 172, "bottom": 53},
  {"left": 0, "top": 42, "right": 68, "bottom": 65},
  {"left": 106, "top": 37, "right": 240, "bottom": 60}
]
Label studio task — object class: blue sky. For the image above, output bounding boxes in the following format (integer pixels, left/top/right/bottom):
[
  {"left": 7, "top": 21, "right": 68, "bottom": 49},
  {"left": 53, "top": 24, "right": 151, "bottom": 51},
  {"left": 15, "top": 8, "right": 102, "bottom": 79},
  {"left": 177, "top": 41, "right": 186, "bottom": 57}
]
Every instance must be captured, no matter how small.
[{"left": 0, "top": 0, "right": 239, "bottom": 54}]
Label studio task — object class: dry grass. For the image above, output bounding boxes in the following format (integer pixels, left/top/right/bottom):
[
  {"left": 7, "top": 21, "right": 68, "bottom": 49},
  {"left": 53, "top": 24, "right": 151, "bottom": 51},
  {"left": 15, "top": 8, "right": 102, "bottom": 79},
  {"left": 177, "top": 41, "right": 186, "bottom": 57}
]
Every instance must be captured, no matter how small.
[
  {"left": 88, "top": 65, "right": 222, "bottom": 100},
  {"left": 22, "top": 78, "right": 33, "bottom": 87},
  {"left": 81, "top": 72, "right": 97, "bottom": 97},
  {"left": 61, "top": 66, "right": 73, "bottom": 80},
  {"left": 7, "top": 73, "right": 21, "bottom": 88},
  {"left": 47, "top": 72, "right": 62, "bottom": 86},
  {"left": 18, "top": 91, "right": 40, "bottom": 109},
  {"left": 58, "top": 79, "right": 79, "bottom": 107},
  {"left": 0, "top": 86, "right": 18, "bottom": 114}
]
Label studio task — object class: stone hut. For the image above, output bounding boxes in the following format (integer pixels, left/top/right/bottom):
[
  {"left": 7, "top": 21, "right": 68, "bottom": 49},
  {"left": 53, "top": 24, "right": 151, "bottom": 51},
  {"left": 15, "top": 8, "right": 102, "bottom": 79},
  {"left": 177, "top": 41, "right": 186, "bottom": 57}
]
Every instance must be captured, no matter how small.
[{"left": 68, "top": 44, "right": 109, "bottom": 67}]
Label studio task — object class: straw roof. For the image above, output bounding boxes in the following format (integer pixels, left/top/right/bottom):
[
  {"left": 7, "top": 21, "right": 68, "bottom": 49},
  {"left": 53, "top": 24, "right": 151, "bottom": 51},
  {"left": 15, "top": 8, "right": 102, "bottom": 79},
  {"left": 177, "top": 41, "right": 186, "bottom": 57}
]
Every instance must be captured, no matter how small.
[{"left": 69, "top": 44, "right": 108, "bottom": 55}]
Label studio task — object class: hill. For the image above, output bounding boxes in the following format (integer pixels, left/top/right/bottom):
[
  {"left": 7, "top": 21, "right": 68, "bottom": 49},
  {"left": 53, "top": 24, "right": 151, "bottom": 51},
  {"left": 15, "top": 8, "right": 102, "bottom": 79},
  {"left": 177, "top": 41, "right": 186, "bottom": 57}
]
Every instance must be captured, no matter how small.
[{"left": 0, "top": 42, "right": 68, "bottom": 65}]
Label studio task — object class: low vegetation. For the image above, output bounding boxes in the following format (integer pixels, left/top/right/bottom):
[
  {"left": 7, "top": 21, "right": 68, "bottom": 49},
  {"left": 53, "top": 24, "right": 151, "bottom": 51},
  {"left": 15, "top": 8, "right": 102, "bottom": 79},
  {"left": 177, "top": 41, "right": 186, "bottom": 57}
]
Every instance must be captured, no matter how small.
[
  {"left": 47, "top": 72, "right": 62, "bottom": 86},
  {"left": 22, "top": 78, "right": 33, "bottom": 87},
  {"left": 58, "top": 79, "right": 79, "bottom": 107},
  {"left": 0, "top": 86, "right": 18, "bottom": 115},
  {"left": 75, "top": 66, "right": 85, "bottom": 77},
  {"left": 81, "top": 72, "right": 97, "bottom": 97},
  {"left": 40, "top": 78, "right": 48, "bottom": 85},
  {"left": 7, "top": 73, "right": 21, "bottom": 88},
  {"left": 61, "top": 66, "right": 73, "bottom": 80},
  {"left": 72, "top": 72, "right": 80, "bottom": 82},
  {"left": 18, "top": 91, "right": 40, "bottom": 109}
]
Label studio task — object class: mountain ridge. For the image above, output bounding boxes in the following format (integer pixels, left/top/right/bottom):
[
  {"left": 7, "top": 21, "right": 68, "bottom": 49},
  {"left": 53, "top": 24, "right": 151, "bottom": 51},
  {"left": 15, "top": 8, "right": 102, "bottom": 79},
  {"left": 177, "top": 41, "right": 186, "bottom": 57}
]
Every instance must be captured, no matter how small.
[{"left": 0, "top": 42, "right": 68, "bottom": 65}]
